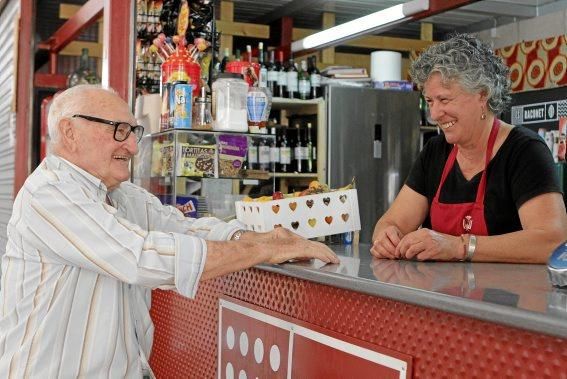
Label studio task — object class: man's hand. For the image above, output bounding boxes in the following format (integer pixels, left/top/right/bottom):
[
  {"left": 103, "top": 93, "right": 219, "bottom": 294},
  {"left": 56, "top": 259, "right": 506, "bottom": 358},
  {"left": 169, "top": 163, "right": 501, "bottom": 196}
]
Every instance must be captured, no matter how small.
[
  {"left": 266, "top": 238, "right": 339, "bottom": 265},
  {"left": 202, "top": 229, "right": 339, "bottom": 280},
  {"left": 240, "top": 226, "right": 304, "bottom": 242},
  {"left": 370, "top": 225, "right": 403, "bottom": 259},
  {"left": 395, "top": 228, "right": 462, "bottom": 261}
]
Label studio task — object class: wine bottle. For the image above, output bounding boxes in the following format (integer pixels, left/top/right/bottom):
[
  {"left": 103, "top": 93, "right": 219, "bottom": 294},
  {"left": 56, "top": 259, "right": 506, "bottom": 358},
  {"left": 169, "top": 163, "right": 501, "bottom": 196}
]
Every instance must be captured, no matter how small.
[
  {"left": 308, "top": 56, "right": 322, "bottom": 99},
  {"left": 306, "top": 122, "right": 315, "bottom": 173},
  {"left": 298, "top": 60, "right": 311, "bottom": 100},
  {"left": 279, "top": 126, "right": 291, "bottom": 173},
  {"left": 276, "top": 50, "right": 287, "bottom": 98},
  {"left": 286, "top": 57, "right": 298, "bottom": 99},
  {"left": 258, "top": 43, "right": 268, "bottom": 88},
  {"left": 267, "top": 50, "right": 278, "bottom": 96},
  {"left": 269, "top": 126, "right": 279, "bottom": 172}
]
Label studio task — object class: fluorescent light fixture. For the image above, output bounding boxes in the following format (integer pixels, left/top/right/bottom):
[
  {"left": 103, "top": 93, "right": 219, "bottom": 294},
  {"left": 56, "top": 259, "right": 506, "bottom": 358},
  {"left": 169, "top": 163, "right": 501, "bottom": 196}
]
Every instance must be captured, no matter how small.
[{"left": 291, "top": 0, "right": 429, "bottom": 53}]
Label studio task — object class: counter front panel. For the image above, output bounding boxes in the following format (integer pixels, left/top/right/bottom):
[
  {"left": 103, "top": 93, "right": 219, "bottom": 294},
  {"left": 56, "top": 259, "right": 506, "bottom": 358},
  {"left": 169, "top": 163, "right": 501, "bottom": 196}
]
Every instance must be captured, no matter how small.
[{"left": 149, "top": 244, "right": 567, "bottom": 377}]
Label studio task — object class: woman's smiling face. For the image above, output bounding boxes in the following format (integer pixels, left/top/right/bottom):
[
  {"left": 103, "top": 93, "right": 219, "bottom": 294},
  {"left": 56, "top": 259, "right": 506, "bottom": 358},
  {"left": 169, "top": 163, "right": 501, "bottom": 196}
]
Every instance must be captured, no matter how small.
[{"left": 423, "top": 72, "right": 487, "bottom": 144}]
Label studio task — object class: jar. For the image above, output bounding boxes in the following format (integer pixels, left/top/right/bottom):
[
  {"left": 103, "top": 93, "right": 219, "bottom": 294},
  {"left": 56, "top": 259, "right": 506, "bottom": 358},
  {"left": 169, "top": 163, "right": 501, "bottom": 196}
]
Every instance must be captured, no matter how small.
[
  {"left": 212, "top": 73, "right": 248, "bottom": 132},
  {"left": 161, "top": 44, "right": 201, "bottom": 98},
  {"left": 192, "top": 96, "right": 213, "bottom": 130}
]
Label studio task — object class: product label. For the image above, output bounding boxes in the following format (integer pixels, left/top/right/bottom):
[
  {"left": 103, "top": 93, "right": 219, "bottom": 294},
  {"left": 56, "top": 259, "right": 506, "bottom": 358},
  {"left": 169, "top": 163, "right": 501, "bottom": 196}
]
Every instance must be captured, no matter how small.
[
  {"left": 310, "top": 74, "right": 321, "bottom": 87},
  {"left": 267, "top": 70, "right": 279, "bottom": 82},
  {"left": 277, "top": 71, "right": 287, "bottom": 86},
  {"left": 246, "top": 92, "right": 268, "bottom": 122},
  {"left": 298, "top": 79, "right": 311, "bottom": 96},
  {"left": 270, "top": 146, "right": 280, "bottom": 162},
  {"left": 287, "top": 71, "right": 298, "bottom": 92},
  {"left": 248, "top": 146, "right": 258, "bottom": 163},
  {"left": 259, "top": 67, "right": 268, "bottom": 88},
  {"left": 280, "top": 147, "right": 291, "bottom": 164},
  {"left": 259, "top": 146, "right": 270, "bottom": 164}
]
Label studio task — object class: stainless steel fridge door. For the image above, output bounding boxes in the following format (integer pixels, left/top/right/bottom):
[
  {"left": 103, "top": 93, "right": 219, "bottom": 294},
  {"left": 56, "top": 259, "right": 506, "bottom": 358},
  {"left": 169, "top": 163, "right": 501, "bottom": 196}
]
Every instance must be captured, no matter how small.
[{"left": 326, "top": 86, "right": 420, "bottom": 243}]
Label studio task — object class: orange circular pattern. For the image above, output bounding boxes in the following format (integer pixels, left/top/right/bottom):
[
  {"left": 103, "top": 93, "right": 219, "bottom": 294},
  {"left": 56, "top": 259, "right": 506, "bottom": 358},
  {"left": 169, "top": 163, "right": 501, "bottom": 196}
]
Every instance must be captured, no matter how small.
[
  {"left": 549, "top": 54, "right": 567, "bottom": 83},
  {"left": 509, "top": 62, "right": 523, "bottom": 90},
  {"left": 527, "top": 58, "right": 545, "bottom": 87}
]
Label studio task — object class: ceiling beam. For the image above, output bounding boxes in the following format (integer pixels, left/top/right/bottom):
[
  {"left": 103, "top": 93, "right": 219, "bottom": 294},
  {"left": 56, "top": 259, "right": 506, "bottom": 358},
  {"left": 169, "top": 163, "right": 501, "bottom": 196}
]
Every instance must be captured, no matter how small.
[
  {"left": 460, "top": 1, "right": 535, "bottom": 18},
  {"left": 42, "top": 0, "right": 103, "bottom": 53},
  {"left": 252, "top": 0, "right": 327, "bottom": 24},
  {"left": 292, "top": 0, "right": 481, "bottom": 55}
]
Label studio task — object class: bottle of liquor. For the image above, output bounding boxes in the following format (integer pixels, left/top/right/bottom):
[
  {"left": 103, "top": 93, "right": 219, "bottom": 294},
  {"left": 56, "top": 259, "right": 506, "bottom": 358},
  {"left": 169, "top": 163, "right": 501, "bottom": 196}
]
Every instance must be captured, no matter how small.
[
  {"left": 298, "top": 60, "right": 311, "bottom": 100},
  {"left": 269, "top": 126, "right": 279, "bottom": 172},
  {"left": 258, "top": 43, "right": 268, "bottom": 88},
  {"left": 247, "top": 138, "right": 258, "bottom": 170},
  {"left": 276, "top": 51, "right": 287, "bottom": 98},
  {"left": 306, "top": 122, "right": 315, "bottom": 173},
  {"left": 267, "top": 50, "right": 278, "bottom": 96},
  {"left": 293, "top": 122, "right": 305, "bottom": 172},
  {"left": 286, "top": 57, "right": 299, "bottom": 99},
  {"left": 308, "top": 56, "right": 322, "bottom": 99},
  {"left": 235, "top": 49, "right": 241, "bottom": 62},
  {"left": 246, "top": 45, "right": 253, "bottom": 64},
  {"left": 279, "top": 126, "right": 291, "bottom": 173},
  {"left": 67, "top": 48, "right": 101, "bottom": 87},
  {"left": 258, "top": 137, "right": 270, "bottom": 171},
  {"left": 219, "top": 48, "right": 230, "bottom": 73}
]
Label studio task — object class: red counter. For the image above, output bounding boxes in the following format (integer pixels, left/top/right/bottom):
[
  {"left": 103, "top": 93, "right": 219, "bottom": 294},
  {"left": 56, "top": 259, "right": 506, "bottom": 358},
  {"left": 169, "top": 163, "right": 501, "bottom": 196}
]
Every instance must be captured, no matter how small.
[{"left": 149, "top": 247, "right": 567, "bottom": 378}]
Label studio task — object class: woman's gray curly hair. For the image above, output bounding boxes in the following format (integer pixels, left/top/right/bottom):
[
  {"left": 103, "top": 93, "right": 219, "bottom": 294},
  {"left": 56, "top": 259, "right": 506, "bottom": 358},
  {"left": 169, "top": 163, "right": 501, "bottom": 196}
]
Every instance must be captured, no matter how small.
[{"left": 410, "top": 33, "right": 511, "bottom": 115}]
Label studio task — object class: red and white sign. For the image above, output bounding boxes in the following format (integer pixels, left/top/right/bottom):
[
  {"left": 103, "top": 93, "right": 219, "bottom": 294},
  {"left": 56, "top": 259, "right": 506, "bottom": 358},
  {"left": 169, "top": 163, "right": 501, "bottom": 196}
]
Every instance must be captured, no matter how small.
[{"left": 218, "top": 297, "right": 412, "bottom": 379}]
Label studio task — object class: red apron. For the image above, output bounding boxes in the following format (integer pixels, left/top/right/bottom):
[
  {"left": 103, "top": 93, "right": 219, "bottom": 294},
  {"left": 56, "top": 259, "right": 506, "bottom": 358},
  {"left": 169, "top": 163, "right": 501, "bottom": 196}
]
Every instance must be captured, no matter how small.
[{"left": 430, "top": 118, "right": 500, "bottom": 236}]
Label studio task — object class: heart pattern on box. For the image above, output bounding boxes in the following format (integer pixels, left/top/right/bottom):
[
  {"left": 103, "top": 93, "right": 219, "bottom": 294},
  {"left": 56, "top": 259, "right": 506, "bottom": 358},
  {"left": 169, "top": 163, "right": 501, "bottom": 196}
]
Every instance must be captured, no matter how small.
[
  {"left": 272, "top": 205, "right": 280, "bottom": 214},
  {"left": 325, "top": 216, "right": 333, "bottom": 225},
  {"left": 339, "top": 195, "right": 347, "bottom": 203},
  {"left": 256, "top": 207, "right": 260, "bottom": 212},
  {"left": 289, "top": 202, "right": 297, "bottom": 211},
  {"left": 341, "top": 213, "right": 349, "bottom": 222},
  {"left": 291, "top": 221, "right": 299, "bottom": 229},
  {"left": 308, "top": 218, "right": 317, "bottom": 227},
  {"left": 323, "top": 197, "right": 331, "bottom": 206},
  {"left": 306, "top": 200, "right": 314, "bottom": 208},
  {"left": 249, "top": 206, "right": 253, "bottom": 212}
]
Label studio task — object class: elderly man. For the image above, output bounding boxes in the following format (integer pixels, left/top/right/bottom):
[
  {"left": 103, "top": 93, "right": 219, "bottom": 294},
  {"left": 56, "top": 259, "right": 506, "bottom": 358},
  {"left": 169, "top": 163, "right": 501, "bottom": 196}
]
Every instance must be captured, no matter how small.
[{"left": 0, "top": 85, "right": 338, "bottom": 377}]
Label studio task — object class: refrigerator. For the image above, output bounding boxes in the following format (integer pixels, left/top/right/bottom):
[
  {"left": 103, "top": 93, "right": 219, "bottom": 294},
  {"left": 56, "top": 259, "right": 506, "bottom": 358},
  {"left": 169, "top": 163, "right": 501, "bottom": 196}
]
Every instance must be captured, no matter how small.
[{"left": 326, "top": 86, "right": 421, "bottom": 243}]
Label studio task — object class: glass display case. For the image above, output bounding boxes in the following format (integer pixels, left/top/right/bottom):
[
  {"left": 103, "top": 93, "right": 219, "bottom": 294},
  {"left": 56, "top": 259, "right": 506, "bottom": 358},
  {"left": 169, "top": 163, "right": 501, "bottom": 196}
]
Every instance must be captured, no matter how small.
[{"left": 133, "top": 129, "right": 275, "bottom": 219}]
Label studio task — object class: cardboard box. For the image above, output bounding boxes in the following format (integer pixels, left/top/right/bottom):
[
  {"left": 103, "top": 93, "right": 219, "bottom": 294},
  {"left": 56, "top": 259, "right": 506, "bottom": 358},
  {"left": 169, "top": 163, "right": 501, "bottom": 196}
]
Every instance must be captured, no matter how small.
[{"left": 235, "top": 189, "right": 361, "bottom": 239}]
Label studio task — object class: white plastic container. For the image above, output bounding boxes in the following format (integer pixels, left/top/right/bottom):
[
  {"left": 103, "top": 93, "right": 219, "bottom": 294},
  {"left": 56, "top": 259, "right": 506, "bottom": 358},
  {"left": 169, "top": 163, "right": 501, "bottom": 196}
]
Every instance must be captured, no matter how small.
[{"left": 212, "top": 73, "right": 249, "bottom": 132}]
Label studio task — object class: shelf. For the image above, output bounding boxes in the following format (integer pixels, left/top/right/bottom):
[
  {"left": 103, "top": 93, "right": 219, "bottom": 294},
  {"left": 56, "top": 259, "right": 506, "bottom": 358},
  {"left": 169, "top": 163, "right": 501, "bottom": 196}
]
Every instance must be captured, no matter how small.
[
  {"left": 150, "top": 129, "right": 275, "bottom": 138},
  {"left": 270, "top": 173, "right": 318, "bottom": 178},
  {"left": 271, "top": 97, "right": 324, "bottom": 110}
]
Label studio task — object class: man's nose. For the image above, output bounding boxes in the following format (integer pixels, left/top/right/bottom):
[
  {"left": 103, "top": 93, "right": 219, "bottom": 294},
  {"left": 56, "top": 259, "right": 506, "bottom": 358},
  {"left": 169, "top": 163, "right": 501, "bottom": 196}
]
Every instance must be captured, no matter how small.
[{"left": 124, "top": 132, "right": 139, "bottom": 154}]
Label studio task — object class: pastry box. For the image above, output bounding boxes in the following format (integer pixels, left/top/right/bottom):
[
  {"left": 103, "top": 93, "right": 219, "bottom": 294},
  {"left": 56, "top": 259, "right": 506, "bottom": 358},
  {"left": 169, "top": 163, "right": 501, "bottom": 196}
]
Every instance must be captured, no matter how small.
[{"left": 235, "top": 189, "right": 361, "bottom": 239}]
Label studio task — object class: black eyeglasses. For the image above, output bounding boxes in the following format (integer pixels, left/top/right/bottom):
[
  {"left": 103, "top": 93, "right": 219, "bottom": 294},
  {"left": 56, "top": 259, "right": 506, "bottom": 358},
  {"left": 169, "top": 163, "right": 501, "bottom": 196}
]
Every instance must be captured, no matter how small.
[{"left": 72, "top": 114, "right": 145, "bottom": 143}]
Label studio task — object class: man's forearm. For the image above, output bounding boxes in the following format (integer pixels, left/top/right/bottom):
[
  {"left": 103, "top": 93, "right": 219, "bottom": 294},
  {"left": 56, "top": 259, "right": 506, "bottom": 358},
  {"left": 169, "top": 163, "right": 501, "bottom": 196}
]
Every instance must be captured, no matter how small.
[{"left": 201, "top": 240, "right": 270, "bottom": 280}]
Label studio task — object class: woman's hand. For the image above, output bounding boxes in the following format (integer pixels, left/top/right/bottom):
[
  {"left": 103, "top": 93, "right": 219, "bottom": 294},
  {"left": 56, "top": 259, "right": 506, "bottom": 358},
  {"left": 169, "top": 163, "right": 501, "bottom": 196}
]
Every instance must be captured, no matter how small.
[
  {"left": 370, "top": 225, "right": 404, "bottom": 259},
  {"left": 395, "top": 228, "right": 463, "bottom": 261}
]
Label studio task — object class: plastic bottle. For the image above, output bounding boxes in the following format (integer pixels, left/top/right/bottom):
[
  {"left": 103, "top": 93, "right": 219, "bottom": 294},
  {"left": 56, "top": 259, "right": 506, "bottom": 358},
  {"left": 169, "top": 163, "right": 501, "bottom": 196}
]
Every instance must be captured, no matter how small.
[{"left": 212, "top": 73, "right": 249, "bottom": 132}]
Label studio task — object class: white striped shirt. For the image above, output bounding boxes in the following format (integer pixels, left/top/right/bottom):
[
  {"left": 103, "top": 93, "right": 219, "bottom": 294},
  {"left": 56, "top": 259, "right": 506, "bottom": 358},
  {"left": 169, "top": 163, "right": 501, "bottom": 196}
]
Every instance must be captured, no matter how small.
[{"left": 0, "top": 155, "right": 241, "bottom": 378}]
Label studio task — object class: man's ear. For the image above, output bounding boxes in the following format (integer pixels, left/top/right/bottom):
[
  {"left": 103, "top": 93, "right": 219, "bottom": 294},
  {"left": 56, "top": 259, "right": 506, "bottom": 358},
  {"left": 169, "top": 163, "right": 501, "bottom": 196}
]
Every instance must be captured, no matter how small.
[{"left": 59, "top": 118, "right": 79, "bottom": 151}]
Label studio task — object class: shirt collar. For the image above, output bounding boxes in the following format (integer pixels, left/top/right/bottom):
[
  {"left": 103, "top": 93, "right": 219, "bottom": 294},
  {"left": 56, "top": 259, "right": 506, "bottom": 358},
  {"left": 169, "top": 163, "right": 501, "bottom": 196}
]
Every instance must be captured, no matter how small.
[{"left": 47, "top": 154, "right": 109, "bottom": 193}]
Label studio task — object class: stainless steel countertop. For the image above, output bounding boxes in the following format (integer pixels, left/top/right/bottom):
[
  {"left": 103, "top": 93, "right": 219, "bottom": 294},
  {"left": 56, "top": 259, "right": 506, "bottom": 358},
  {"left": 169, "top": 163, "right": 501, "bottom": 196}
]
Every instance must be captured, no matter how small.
[{"left": 257, "top": 244, "right": 567, "bottom": 338}]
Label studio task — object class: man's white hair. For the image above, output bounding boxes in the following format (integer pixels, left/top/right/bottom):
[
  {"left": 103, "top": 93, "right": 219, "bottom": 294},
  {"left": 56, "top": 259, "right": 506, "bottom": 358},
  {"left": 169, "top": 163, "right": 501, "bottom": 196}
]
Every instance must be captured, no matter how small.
[{"left": 47, "top": 84, "right": 118, "bottom": 146}]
